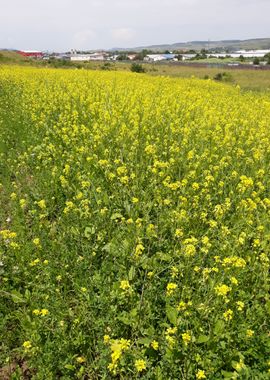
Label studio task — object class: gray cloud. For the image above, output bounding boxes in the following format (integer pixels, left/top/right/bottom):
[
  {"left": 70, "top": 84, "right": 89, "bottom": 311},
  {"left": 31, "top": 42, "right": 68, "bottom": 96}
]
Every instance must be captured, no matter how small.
[{"left": 0, "top": 0, "right": 269, "bottom": 51}]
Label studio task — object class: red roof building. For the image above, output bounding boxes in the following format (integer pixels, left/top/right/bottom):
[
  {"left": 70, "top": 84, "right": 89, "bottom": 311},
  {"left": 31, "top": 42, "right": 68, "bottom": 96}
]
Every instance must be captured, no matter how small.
[{"left": 18, "top": 50, "right": 43, "bottom": 58}]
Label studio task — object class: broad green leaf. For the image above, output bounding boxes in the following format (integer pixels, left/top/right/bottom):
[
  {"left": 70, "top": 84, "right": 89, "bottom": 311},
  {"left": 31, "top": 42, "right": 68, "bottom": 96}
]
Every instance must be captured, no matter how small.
[
  {"left": 197, "top": 334, "right": 209, "bottom": 344},
  {"left": 166, "top": 305, "right": 178, "bottom": 325},
  {"left": 214, "top": 319, "right": 225, "bottom": 335}
]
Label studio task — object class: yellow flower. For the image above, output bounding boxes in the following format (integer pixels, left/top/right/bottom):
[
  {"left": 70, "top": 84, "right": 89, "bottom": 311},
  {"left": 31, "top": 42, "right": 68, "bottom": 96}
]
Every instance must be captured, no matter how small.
[
  {"left": 76, "top": 356, "right": 86, "bottom": 363},
  {"left": 182, "top": 332, "right": 191, "bottom": 345},
  {"left": 230, "top": 277, "right": 238, "bottom": 285},
  {"left": 40, "top": 309, "right": 49, "bottom": 316},
  {"left": 166, "top": 282, "right": 178, "bottom": 295},
  {"left": 132, "top": 197, "right": 139, "bottom": 203},
  {"left": 135, "top": 243, "right": 144, "bottom": 257},
  {"left": 175, "top": 228, "right": 183, "bottom": 238},
  {"left": 103, "top": 335, "right": 110, "bottom": 344},
  {"left": 37, "top": 199, "right": 46, "bottom": 209},
  {"left": 120, "top": 280, "right": 130, "bottom": 290},
  {"left": 108, "top": 338, "right": 130, "bottom": 372},
  {"left": 235, "top": 359, "right": 245, "bottom": 371},
  {"left": 223, "top": 309, "right": 233, "bottom": 321},
  {"left": 196, "top": 369, "right": 206, "bottom": 379},
  {"left": 166, "top": 327, "right": 177, "bottom": 335},
  {"left": 215, "top": 284, "right": 231, "bottom": 297},
  {"left": 20, "top": 199, "right": 27, "bottom": 209},
  {"left": 184, "top": 244, "right": 196, "bottom": 256},
  {"left": 10, "top": 192, "right": 17, "bottom": 200},
  {"left": 108, "top": 362, "right": 117, "bottom": 374},
  {"left": 236, "top": 301, "right": 244, "bottom": 311},
  {"left": 170, "top": 266, "right": 179, "bottom": 278},
  {"left": 135, "top": 359, "right": 146, "bottom": 372},
  {"left": 166, "top": 335, "right": 176, "bottom": 347},
  {"left": 33, "top": 237, "right": 41, "bottom": 247},
  {"left": 23, "top": 341, "right": 32, "bottom": 350},
  {"left": 151, "top": 340, "right": 159, "bottom": 350},
  {"left": 246, "top": 329, "right": 254, "bottom": 337},
  {"left": 30, "top": 258, "right": 40, "bottom": 266}
]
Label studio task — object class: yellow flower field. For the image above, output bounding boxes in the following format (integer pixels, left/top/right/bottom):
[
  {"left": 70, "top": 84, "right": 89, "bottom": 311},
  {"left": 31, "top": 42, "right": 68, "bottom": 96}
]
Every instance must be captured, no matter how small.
[{"left": 0, "top": 66, "right": 270, "bottom": 379}]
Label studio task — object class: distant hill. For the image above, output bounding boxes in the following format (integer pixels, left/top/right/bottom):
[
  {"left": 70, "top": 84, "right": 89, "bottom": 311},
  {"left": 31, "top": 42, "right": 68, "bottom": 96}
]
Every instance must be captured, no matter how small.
[{"left": 112, "top": 38, "right": 270, "bottom": 52}]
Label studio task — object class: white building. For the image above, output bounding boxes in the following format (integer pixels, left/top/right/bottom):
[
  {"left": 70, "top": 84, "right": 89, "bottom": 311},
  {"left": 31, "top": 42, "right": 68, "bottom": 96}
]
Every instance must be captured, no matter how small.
[
  {"left": 70, "top": 52, "right": 106, "bottom": 61},
  {"left": 144, "top": 54, "right": 176, "bottom": 62},
  {"left": 206, "top": 50, "right": 270, "bottom": 59}
]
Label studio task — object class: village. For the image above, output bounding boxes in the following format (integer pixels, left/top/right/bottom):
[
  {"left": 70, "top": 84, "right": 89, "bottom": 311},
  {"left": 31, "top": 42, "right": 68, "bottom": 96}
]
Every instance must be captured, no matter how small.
[{"left": 16, "top": 48, "right": 270, "bottom": 65}]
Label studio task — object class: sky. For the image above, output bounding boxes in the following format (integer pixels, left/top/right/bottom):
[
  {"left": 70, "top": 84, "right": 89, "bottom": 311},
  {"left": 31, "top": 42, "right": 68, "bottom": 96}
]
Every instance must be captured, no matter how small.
[{"left": 0, "top": 0, "right": 269, "bottom": 51}]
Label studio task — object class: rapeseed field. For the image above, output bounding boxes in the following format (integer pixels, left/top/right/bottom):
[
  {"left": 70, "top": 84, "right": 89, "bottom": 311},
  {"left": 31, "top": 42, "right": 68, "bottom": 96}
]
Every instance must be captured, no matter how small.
[{"left": 0, "top": 66, "right": 270, "bottom": 379}]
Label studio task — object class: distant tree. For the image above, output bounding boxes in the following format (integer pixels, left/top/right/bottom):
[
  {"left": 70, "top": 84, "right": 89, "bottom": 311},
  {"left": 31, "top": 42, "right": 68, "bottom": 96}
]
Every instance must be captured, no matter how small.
[
  {"left": 175, "top": 54, "right": 183, "bottom": 61},
  {"left": 134, "top": 52, "right": 144, "bottom": 61},
  {"left": 264, "top": 53, "right": 270, "bottom": 65},
  {"left": 130, "top": 63, "right": 145, "bottom": 73},
  {"left": 214, "top": 72, "right": 233, "bottom": 82},
  {"left": 117, "top": 53, "right": 128, "bottom": 61},
  {"left": 133, "top": 49, "right": 151, "bottom": 61},
  {"left": 101, "top": 62, "right": 113, "bottom": 70},
  {"left": 253, "top": 57, "right": 260, "bottom": 65},
  {"left": 239, "top": 55, "right": 245, "bottom": 62},
  {"left": 200, "top": 49, "right": 208, "bottom": 58}
]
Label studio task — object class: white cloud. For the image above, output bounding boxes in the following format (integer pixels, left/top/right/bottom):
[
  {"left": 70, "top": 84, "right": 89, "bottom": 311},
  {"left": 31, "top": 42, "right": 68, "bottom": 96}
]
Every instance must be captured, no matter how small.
[
  {"left": 111, "top": 28, "right": 136, "bottom": 42},
  {"left": 72, "top": 30, "right": 96, "bottom": 49}
]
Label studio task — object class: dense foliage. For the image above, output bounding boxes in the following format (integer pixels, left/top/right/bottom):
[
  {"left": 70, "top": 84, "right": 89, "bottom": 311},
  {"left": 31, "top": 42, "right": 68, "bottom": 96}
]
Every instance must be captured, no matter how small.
[{"left": 0, "top": 67, "right": 270, "bottom": 379}]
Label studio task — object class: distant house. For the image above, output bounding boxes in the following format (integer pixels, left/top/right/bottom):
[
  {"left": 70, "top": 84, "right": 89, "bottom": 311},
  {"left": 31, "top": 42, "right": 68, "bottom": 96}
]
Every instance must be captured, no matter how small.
[
  {"left": 128, "top": 54, "right": 137, "bottom": 60},
  {"left": 144, "top": 54, "right": 176, "bottom": 62},
  {"left": 182, "top": 54, "right": 197, "bottom": 60},
  {"left": 18, "top": 50, "right": 43, "bottom": 58},
  {"left": 70, "top": 52, "right": 107, "bottom": 61}
]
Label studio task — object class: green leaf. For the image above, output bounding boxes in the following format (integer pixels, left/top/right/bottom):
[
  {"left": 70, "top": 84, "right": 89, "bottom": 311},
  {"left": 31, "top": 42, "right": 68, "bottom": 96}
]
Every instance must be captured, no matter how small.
[
  {"left": 214, "top": 319, "right": 225, "bottom": 335},
  {"left": 84, "top": 226, "right": 95, "bottom": 238},
  {"left": 128, "top": 266, "right": 136, "bottom": 280},
  {"left": 265, "top": 300, "right": 270, "bottom": 315},
  {"left": 130, "top": 308, "right": 138, "bottom": 318},
  {"left": 156, "top": 252, "right": 172, "bottom": 262},
  {"left": 11, "top": 290, "right": 25, "bottom": 304},
  {"left": 137, "top": 337, "right": 152, "bottom": 346},
  {"left": 197, "top": 335, "right": 209, "bottom": 344},
  {"left": 221, "top": 370, "right": 235, "bottom": 378},
  {"left": 166, "top": 305, "right": 178, "bottom": 325},
  {"left": 110, "top": 213, "right": 123, "bottom": 221},
  {"left": 64, "top": 364, "right": 75, "bottom": 370}
]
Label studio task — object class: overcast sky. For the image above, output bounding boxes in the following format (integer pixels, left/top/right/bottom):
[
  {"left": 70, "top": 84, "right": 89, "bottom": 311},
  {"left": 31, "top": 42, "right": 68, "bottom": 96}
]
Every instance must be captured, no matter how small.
[{"left": 0, "top": 0, "right": 269, "bottom": 51}]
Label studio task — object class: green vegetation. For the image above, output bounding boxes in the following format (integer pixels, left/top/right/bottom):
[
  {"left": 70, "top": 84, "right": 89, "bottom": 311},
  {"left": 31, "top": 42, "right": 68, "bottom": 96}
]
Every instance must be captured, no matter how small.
[
  {"left": 0, "top": 50, "right": 30, "bottom": 63},
  {"left": 1, "top": 66, "right": 270, "bottom": 379},
  {"left": 130, "top": 63, "right": 146, "bottom": 73},
  {"left": 213, "top": 72, "right": 234, "bottom": 83}
]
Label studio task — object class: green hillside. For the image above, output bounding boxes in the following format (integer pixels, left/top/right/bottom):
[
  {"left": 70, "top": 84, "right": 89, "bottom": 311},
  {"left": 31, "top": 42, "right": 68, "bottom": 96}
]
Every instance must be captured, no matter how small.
[
  {"left": 116, "top": 38, "right": 270, "bottom": 52},
  {"left": 0, "top": 50, "right": 30, "bottom": 64}
]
